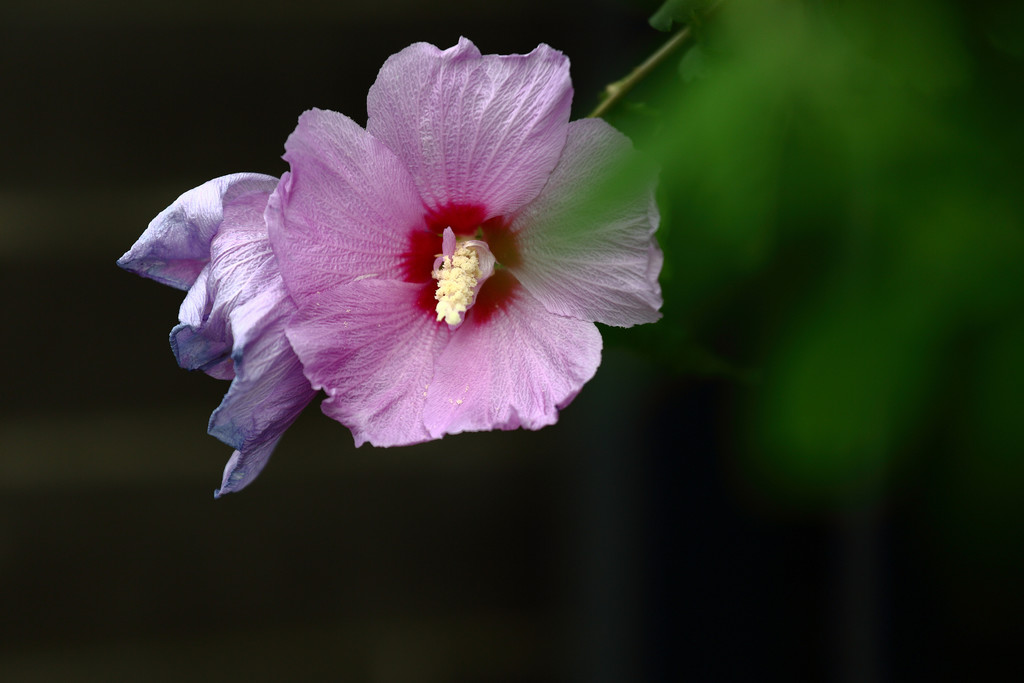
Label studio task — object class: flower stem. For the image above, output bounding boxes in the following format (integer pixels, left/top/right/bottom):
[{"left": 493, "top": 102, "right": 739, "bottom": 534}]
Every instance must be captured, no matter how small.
[{"left": 588, "top": 1, "right": 722, "bottom": 119}]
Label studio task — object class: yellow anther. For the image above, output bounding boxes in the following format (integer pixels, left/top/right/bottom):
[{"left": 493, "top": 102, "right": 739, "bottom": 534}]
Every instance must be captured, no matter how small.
[{"left": 433, "top": 243, "right": 482, "bottom": 326}]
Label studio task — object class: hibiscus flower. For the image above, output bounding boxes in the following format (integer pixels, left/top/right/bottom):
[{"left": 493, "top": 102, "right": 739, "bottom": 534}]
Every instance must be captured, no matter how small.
[
  {"left": 267, "top": 38, "right": 663, "bottom": 447},
  {"left": 119, "top": 38, "right": 662, "bottom": 495},
  {"left": 118, "top": 174, "right": 316, "bottom": 496}
]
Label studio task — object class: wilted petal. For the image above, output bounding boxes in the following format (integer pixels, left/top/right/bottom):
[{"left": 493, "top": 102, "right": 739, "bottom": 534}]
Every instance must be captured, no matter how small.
[
  {"left": 286, "top": 279, "right": 447, "bottom": 447},
  {"left": 366, "top": 37, "right": 573, "bottom": 218},
  {"left": 207, "top": 282, "right": 313, "bottom": 448},
  {"left": 215, "top": 438, "right": 281, "bottom": 498},
  {"left": 122, "top": 175, "right": 315, "bottom": 495},
  {"left": 169, "top": 266, "right": 234, "bottom": 378},
  {"left": 169, "top": 187, "right": 284, "bottom": 379},
  {"left": 207, "top": 280, "right": 315, "bottom": 496},
  {"left": 118, "top": 173, "right": 279, "bottom": 290},
  {"left": 423, "top": 272, "right": 602, "bottom": 437},
  {"left": 508, "top": 118, "right": 663, "bottom": 327},
  {"left": 268, "top": 109, "right": 427, "bottom": 302}
]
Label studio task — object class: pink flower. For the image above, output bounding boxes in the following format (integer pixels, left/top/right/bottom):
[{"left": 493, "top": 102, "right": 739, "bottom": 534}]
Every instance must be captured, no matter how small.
[
  {"left": 267, "top": 38, "right": 663, "bottom": 446},
  {"left": 118, "top": 175, "right": 316, "bottom": 496}
]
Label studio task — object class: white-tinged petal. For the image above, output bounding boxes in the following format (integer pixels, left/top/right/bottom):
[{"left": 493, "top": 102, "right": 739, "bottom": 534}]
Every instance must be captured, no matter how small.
[{"left": 509, "top": 119, "right": 663, "bottom": 327}]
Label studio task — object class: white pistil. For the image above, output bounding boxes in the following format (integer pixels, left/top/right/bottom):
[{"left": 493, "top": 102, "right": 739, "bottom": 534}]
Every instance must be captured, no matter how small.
[
  {"left": 431, "top": 227, "right": 495, "bottom": 328},
  {"left": 433, "top": 243, "right": 482, "bottom": 326}
]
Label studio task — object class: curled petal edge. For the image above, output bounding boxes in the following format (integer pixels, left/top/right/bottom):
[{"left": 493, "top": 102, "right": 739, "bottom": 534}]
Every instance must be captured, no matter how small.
[{"left": 117, "top": 173, "right": 279, "bottom": 290}]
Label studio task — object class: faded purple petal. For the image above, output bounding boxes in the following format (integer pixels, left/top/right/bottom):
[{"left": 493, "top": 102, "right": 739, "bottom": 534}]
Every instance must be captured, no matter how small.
[
  {"left": 122, "top": 173, "right": 315, "bottom": 495},
  {"left": 286, "top": 279, "right": 448, "bottom": 447},
  {"left": 170, "top": 187, "right": 282, "bottom": 377},
  {"left": 423, "top": 276, "right": 602, "bottom": 438},
  {"left": 208, "top": 280, "right": 316, "bottom": 496},
  {"left": 509, "top": 119, "right": 663, "bottom": 327},
  {"left": 171, "top": 266, "right": 234, "bottom": 378},
  {"left": 268, "top": 109, "right": 426, "bottom": 303},
  {"left": 118, "top": 173, "right": 279, "bottom": 290},
  {"left": 366, "top": 37, "right": 573, "bottom": 218},
  {"left": 215, "top": 439, "right": 280, "bottom": 498}
]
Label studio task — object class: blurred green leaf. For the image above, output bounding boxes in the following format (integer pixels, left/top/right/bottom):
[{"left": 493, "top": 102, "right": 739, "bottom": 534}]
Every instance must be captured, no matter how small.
[
  {"left": 982, "top": 2, "right": 1024, "bottom": 59},
  {"left": 649, "top": 0, "right": 716, "bottom": 31},
  {"left": 609, "top": 0, "right": 1023, "bottom": 504},
  {"left": 677, "top": 44, "right": 709, "bottom": 82}
]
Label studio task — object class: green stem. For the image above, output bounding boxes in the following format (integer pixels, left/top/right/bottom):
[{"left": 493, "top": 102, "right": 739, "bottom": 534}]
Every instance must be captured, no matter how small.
[{"left": 588, "top": 1, "right": 722, "bottom": 119}]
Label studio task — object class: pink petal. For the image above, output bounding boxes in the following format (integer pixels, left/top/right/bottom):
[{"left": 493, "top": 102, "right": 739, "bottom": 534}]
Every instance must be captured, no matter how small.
[
  {"left": 366, "top": 37, "right": 573, "bottom": 218},
  {"left": 508, "top": 119, "right": 663, "bottom": 327},
  {"left": 267, "top": 109, "right": 428, "bottom": 302},
  {"left": 285, "top": 279, "right": 448, "bottom": 447},
  {"left": 118, "top": 173, "right": 279, "bottom": 290},
  {"left": 422, "top": 273, "right": 602, "bottom": 438}
]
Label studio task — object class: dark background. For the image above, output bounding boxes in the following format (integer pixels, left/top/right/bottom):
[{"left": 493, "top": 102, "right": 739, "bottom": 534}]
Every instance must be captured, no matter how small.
[{"left": 1, "top": 1, "right": 1021, "bottom": 681}]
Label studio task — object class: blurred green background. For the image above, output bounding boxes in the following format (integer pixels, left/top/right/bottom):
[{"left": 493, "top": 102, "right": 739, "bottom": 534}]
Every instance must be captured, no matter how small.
[{"left": 1, "top": 0, "right": 1021, "bottom": 680}]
